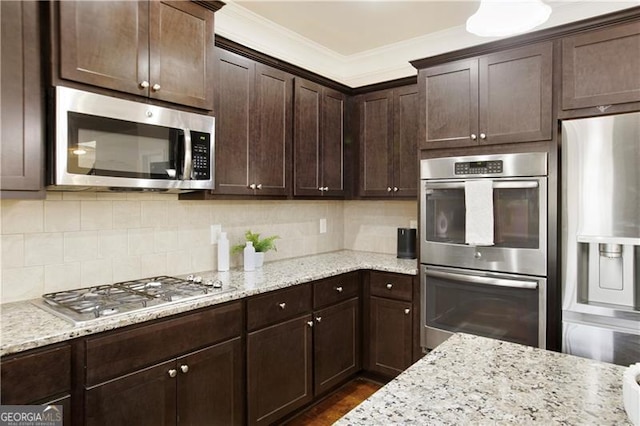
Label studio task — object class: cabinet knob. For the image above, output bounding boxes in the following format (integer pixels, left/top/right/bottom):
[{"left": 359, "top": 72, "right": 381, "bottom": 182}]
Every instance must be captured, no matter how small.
[
  {"left": 386, "top": 283, "right": 393, "bottom": 290},
  {"left": 140, "top": 80, "right": 150, "bottom": 89},
  {"left": 152, "top": 83, "right": 161, "bottom": 92},
  {"left": 249, "top": 183, "right": 256, "bottom": 190},
  {"left": 168, "top": 369, "right": 177, "bottom": 378},
  {"left": 393, "top": 187, "right": 399, "bottom": 192},
  {"left": 315, "top": 316, "right": 322, "bottom": 323},
  {"left": 404, "top": 308, "right": 411, "bottom": 315},
  {"left": 257, "top": 183, "right": 263, "bottom": 190},
  {"left": 318, "top": 187, "right": 324, "bottom": 191},
  {"left": 278, "top": 302, "right": 286, "bottom": 310},
  {"left": 335, "top": 286, "right": 343, "bottom": 293},
  {"left": 323, "top": 187, "right": 329, "bottom": 191},
  {"left": 387, "top": 187, "right": 392, "bottom": 192},
  {"left": 180, "top": 364, "right": 189, "bottom": 374},
  {"left": 307, "top": 321, "right": 314, "bottom": 328},
  {"left": 470, "top": 133, "right": 477, "bottom": 140},
  {"left": 480, "top": 133, "right": 486, "bottom": 140}
]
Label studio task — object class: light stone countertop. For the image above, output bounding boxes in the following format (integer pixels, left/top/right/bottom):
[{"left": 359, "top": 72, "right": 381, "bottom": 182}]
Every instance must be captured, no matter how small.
[
  {"left": 0, "top": 250, "right": 417, "bottom": 357},
  {"left": 337, "top": 333, "right": 631, "bottom": 425}
]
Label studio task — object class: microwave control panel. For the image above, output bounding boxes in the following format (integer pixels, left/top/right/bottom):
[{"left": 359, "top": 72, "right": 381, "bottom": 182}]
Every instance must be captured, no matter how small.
[
  {"left": 191, "top": 131, "right": 211, "bottom": 180},
  {"left": 454, "top": 160, "right": 503, "bottom": 175}
]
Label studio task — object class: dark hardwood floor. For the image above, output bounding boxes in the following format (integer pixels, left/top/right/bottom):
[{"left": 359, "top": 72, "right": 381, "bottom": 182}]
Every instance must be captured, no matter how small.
[{"left": 280, "top": 378, "right": 382, "bottom": 426}]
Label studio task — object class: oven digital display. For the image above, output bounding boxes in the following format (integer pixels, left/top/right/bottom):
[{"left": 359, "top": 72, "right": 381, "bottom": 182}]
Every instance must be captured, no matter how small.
[{"left": 454, "top": 160, "right": 503, "bottom": 175}]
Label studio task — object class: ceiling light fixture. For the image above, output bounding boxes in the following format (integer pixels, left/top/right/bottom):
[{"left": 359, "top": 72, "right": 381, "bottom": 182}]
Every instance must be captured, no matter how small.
[{"left": 466, "top": 0, "right": 552, "bottom": 37}]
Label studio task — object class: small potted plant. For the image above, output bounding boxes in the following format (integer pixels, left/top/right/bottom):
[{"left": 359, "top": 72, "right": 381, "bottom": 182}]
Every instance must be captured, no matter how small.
[{"left": 232, "top": 230, "right": 280, "bottom": 268}]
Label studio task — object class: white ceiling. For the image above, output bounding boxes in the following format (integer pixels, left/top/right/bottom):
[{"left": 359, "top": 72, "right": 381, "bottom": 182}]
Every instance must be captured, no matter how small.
[{"left": 215, "top": 1, "right": 639, "bottom": 87}]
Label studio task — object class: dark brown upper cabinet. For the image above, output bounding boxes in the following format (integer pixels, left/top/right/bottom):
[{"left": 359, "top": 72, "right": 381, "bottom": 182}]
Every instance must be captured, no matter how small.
[
  {"left": 58, "top": 1, "right": 215, "bottom": 110},
  {"left": 294, "top": 78, "right": 346, "bottom": 198},
  {"left": 1, "top": 0, "right": 45, "bottom": 196},
  {"left": 562, "top": 20, "right": 640, "bottom": 113},
  {"left": 420, "top": 41, "right": 553, "bottom": 149},
  {"left": 359, "top": 85, "right": 418, "bottom": 198},
  {"left": 213, "top": 48, "right": 293, "bottom": 197}
]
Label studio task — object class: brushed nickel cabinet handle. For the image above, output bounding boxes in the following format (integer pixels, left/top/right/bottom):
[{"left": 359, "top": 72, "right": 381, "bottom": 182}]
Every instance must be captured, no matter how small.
[
  {"left": 307, "top": 321, "right": 314, "bottom": 327},
  {"left": 140, "top": 80, "right": 150, "bottom": 89},
  {"left": 386, "top": 283, "right": 393, "bottom": 290},
  {"left": 480, "top": 133, "right": 486, "bottom": 140},
  {"left": 335, "top": 286, "right": 343, "bottom": 293},
  {"left": 152, "top": 83, "right": 161, "bottom": 91},
  {"left": 316, "top": 316, "right": 322, "bottom": 323},
  {"left": 470, "top": 133, "right": 477, "bottom": 140},
  {"left": 404, "top": 308, "right": 411, "bottom": 315},
  {"left": 168, "top": 369, "right": 177, "bottom": 378},
  {"left": 278, "top": 302, "right": 286, "bottom": 310},
  {"left": 180, "top": 364, "right": 189, "bottom": 374}
]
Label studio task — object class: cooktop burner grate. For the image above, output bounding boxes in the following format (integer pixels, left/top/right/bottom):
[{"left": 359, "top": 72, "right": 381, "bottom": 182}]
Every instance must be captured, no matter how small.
[{"left": 36, "top": 275, "right": 234, "bottom": 325}]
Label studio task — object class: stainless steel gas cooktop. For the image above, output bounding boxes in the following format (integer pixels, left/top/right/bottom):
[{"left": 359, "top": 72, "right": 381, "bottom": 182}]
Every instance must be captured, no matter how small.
[{"left": 33, "top": 275, "right": 235, "bottom": 325}]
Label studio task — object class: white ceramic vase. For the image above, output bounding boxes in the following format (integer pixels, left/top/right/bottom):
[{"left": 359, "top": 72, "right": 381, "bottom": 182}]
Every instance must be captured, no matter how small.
[{"left": 254, "top": 252, "right": 265, "bottom": 268}]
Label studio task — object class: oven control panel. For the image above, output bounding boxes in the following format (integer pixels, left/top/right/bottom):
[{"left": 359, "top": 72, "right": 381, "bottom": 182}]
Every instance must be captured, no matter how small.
[{"left": 454, "top": 160, "right": 503, "bottom": 175}]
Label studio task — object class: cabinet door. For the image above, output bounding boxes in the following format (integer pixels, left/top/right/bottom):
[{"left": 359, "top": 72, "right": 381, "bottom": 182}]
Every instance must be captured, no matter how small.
[
  {"left": 177, "top": 338, "right": 243, "bottom": 426},
  {"left": 421, "top": 59, "right": 479, "bottom": 149},
  {"left": 247, "top": 315, "right": 313, "bottom": 425},
  {"left": 214, "top": 49, "right": 254, "bottom": 195},
  {"left": 393, "top": 85, "right": 418, "bottom": 198},
  {"left": 321, "top": 88, "right": 346, "bottom": 197},
  {"left": 252, "top": 63, "right": 293, "bottom": 196},
  {"left": 479, "top": 42, "right": 553, "bottom": 145},
  {"left": 1, "top": 345, "right": 70, "bottom": 405},
  {"left": 85, "top": 360, "right": 176, "bottom": 426},
  {"left": 359, "top": 90, "right": 393, "bottom": 197},
  {"left": 562, "top": 21, "right": 640, "bottom": 110},
  {"left": 59, "top": 1, "right": 149, "bottom": 96},
  {"left": 149, "top": 1, "right": 214, "bottom": 109},
  {"left": 0, "top": 0, "right": 44, "bottom": 194},
  {"left": 294, "top": 78, "right": 322, "bottom": 196},
  {"left": 368, "top": 296, "right": 413, "bottom": 378},
  {"left": 314, "top": 298, "right": 360, "bottom": 395}
]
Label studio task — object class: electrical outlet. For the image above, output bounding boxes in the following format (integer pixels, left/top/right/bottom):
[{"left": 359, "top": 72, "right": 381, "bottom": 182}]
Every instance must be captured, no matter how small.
[
  {"left": 319, "top": 218, "right": 327, "bottom": 234},
  {"left": 210, "top": 224, "right": 222, "bottom": 244},
  {"left": 410, "top": 220, "right": 418, "bottom": 229}
]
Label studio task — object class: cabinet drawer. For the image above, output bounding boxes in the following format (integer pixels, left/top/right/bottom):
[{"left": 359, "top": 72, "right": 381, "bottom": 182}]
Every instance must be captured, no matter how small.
[
  {"left": 313, "top": 272, "right": 360, "bottom": 309},
  {"left": 370, "top": 272, "right": 413, "bottom": 302},
  {"left": 1, "top": 344, "right": 71, "bottom": 404},
  {"left": 247, "top": 284, "right": 312, "bottom": 331},
  {"left": 86, "top": 301, "right": 242, "bottom": 386}
]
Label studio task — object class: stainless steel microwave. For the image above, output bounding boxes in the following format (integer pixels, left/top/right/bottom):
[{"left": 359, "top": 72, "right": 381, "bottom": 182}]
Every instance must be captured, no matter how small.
[{"left": 49, "top": 86, "right": 215, "bottom": 192}]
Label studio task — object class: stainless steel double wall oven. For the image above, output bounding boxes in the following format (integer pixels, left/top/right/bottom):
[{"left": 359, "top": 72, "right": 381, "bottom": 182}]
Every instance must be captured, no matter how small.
[{"left": 420, "top": 153, "right": 548, "bottom": 350}]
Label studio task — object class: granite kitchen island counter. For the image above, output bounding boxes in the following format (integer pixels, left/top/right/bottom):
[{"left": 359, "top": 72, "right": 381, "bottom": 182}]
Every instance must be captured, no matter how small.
[{"left": 337, "top": 333, "right": 631, "bottom": 425}]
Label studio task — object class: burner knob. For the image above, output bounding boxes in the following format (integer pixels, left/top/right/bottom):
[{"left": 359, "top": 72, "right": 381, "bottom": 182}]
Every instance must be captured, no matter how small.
[
  {"left": 193, "top": 276, "right": 202, "bottom": 284},
  {"left": 186, "top": 274, "right": 195, "bottom": 282}
]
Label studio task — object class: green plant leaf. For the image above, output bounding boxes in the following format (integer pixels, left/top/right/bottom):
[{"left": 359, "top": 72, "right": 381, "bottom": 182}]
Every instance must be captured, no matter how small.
[{"left": 231, "top": 230, "right": 279, "bottom": 254}]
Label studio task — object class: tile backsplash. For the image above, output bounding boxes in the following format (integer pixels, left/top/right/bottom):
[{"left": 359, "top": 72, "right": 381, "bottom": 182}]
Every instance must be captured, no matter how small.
[{"left": 0, "top": 192, "right": 416, "bottom": 303}]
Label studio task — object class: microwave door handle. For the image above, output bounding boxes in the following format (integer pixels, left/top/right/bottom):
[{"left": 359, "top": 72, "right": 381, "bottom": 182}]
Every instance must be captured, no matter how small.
[
  {"left": 424, "top": 181, "right": 539, "bottom": 190},
  {"left": 182, "top": 129, "right": 193, "bottom": 180},
  {"left": 424, "top": 269, "right": 538, "bottom": 290}
]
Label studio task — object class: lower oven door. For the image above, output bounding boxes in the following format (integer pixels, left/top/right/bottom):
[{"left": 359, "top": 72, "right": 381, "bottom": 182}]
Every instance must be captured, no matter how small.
[{"left": 421, "top": 265, "right": 546, "bottom": 350}]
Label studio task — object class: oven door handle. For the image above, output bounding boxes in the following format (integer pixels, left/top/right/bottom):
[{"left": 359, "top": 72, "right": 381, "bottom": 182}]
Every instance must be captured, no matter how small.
[
  {"left": 424, "top": 269, "right": 538, "bottom": 290},
  {"left": 424, "top": 181, "right": 539, "bottom": 190}
]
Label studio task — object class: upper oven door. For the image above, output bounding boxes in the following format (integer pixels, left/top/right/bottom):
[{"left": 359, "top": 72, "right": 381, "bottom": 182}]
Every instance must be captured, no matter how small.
[
  {"left": 54, "top": 86, "right": 214, "bottom": 191},
  {"left": 420, "top": 177, "right": 547, "bottom": 276}
]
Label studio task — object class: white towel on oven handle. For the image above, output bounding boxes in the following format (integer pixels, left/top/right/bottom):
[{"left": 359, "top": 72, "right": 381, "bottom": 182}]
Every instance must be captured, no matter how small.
[{"left": 465, "top": 180, "right": 494, "bottom": 246}]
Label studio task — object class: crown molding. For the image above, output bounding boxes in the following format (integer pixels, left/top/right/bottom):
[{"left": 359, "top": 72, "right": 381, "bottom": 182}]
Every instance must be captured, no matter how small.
[{"left": 214, "top": 1, "right": 639, "bottom": 88}]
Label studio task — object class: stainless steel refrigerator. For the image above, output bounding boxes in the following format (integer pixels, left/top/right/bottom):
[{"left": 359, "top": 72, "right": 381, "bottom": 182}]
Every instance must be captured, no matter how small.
[{"left": 561, "top": 112, "right": 640, "bottom": 366}]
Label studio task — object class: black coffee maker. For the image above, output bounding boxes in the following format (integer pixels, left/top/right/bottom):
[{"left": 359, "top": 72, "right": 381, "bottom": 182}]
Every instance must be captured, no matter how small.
[{"left": 397, "top": 228, "right": 417, "bottom": 259}]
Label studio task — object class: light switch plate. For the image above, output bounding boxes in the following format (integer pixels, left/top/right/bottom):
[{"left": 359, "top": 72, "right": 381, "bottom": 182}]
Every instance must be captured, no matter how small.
[
  {"left": 319, "top": 218, "right": 327, "bottom": 234},
  {"left": 410, "top": 220, "right": 418, "bottom": 229}
]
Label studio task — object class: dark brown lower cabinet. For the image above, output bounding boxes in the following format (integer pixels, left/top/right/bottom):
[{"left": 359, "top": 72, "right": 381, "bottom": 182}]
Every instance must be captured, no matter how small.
[
  {"left": 1, "top": 343, "right": 72, "bottom": 424},
  {"left": 313, "top": 297, "right": 360, "bottom": 395},
  {"left": 85, "top": 337, "right": 243, "bottom": 426},
  {"left": 368, "top": 296, "right": 413, "bottom": 378},
  {"left": 247, "top": 315, "right": 313, "bottom": 425}
]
